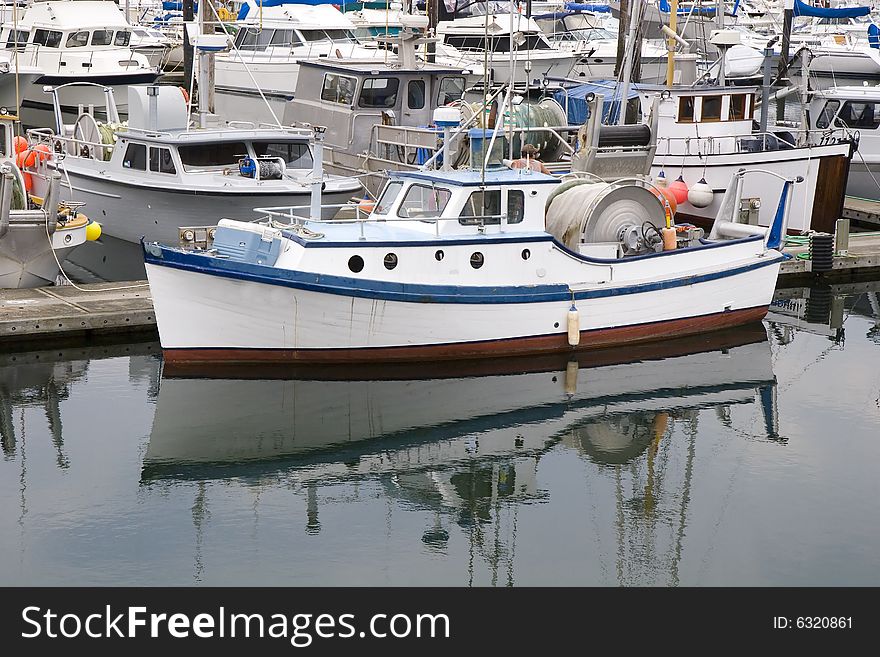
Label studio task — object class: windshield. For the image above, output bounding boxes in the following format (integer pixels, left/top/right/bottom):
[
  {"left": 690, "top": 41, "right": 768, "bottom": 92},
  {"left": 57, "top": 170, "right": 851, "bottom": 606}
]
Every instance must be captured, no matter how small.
[
  {"left": 252, "top": 141, "right": 313, "bottom": 168},
  {"left": 374, "top": 181, "right": 403, "bottom": 215}
]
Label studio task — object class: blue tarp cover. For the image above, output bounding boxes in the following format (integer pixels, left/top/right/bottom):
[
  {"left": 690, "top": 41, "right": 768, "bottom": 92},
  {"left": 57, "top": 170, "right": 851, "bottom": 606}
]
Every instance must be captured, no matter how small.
[
  {"left": 793, "top": 0, "right": 870, "bottom": 18},
  {"left": 553, "top": 81, "right": 637, "bottom": 125},
  {"left": 238, "top": 0, "right": 342, "bottom": 21},
  {"left": 563, "top": 3, "right": 611, "bottom": 12}
]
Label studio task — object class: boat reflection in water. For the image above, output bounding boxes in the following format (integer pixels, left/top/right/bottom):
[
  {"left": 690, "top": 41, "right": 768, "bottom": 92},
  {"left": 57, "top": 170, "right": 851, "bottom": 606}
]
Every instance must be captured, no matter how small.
[{"left": 143, "top": 323, "right": 779, "bottom": 583}]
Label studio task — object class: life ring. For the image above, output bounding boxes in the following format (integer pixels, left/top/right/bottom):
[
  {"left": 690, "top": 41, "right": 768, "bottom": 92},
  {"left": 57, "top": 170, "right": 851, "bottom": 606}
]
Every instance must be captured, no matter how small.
[{"left": 179, "top": 86, "right": 190, "bottom": 104}]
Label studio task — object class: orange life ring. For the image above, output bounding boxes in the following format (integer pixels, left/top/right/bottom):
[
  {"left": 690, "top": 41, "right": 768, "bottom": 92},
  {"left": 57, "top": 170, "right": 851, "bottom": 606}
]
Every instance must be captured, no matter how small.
[{"left": 179, "top": 86, "right": 190, "bottom": 104}]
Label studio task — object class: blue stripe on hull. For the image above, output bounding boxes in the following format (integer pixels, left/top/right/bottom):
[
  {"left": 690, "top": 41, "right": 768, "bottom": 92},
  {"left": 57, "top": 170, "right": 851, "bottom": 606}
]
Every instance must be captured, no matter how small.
[{"left": 144, "top": 241, "right": 784, "bottom": 305}]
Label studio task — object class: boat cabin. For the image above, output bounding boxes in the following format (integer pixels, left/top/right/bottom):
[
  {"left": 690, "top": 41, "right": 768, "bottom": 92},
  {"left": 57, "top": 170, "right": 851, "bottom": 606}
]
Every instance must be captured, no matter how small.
[
  {"left": 638, "top": 85, "right": 759, "bottom": 156},
  {"left": 437, "top": 14, "right": 554, "bottom": 53},
  {"left": 367, "top": 168, "right": 557, "bottom": 237},
  {"left": 1, "top": 1, "right": 139, "bottom": 55},
  {"left": 231, "top": 4, "right": 362, "bottom": 55},
  {"left": 285, "top": 58, "right": 470, "bottom": 155},
  {"left": 809, "top": 86, "right": 880, "bottom": 132}
]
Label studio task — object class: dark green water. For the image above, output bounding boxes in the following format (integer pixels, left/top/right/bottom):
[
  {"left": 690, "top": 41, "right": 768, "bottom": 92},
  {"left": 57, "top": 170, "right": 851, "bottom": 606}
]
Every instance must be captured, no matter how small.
[{"left": 1, "top": 286, "right": 878, "bottom": 586}]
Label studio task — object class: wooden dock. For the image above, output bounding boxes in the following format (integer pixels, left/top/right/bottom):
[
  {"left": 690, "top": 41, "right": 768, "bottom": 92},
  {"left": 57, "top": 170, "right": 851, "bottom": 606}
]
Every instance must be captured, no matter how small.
[
  {"left": 843, "top": 196, "right": 880, "bottom": 230},
  {"left": 0, "top": 281, "right": 157, "bottom": 344},
  {"left": 779, "top": 231, "right": 880, "bottom": 278}
]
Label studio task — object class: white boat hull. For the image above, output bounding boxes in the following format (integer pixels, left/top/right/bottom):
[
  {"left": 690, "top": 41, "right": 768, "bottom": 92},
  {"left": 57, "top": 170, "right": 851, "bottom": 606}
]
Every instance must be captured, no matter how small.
[
  {"left": 651, "top": 141, "right": 852, "bottom": 233},
  {"left": 144, "top": 235, "right": 783, "bottom": 362}
]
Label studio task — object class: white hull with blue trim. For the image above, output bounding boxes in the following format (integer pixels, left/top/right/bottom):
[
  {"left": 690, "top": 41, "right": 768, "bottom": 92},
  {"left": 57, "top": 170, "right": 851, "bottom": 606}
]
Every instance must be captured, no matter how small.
[{"left": 143, "top": 168, "right": 793, "bottom": 363}]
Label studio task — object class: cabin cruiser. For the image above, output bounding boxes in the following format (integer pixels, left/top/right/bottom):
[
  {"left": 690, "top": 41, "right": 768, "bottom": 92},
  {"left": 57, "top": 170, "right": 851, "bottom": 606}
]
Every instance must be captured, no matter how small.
[
  {"left": 807, "top": 84, "right": 880, "bottom": 200},
  {"left": 26, "top": 83, "right": 362, "bottom": 278},
  {"left": 282, "top": 18, "right": 488, "bottom": 190},
  {"left": 435, "top": 13, "right": 584, "bottom": 85},
  {"left": 213, "top": 2, "right": 390, "bottom": 125},
  {"left": 0, "top": 1, "right": 160, "bottom": 125}
]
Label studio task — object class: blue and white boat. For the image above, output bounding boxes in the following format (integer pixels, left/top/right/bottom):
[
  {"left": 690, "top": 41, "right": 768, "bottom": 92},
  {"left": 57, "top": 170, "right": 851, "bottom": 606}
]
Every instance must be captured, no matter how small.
[{"left": 143, "top": 165, "right": 795, "bottom": 364}]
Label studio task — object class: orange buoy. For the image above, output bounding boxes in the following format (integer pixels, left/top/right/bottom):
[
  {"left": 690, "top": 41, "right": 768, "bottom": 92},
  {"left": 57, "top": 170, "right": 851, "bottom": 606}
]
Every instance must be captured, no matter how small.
[
  {"left": 23, "top": 171, "right": 33, "bottom": 192},
  {"left": 668, "top": 175, "right": 689, "bottom": 204},
  {"left": 33, "top": 143, "right": 52, "bottom": 162},
  {"left": 17, "top": 149, "right": 37, "bottom": 168},
  {"left": 651, "top": 185, "right": 677, "bottom": 216},
  {"left": 14, "top": 135, "right": 28, "bottom": 154},
  {"left": 179, "top": 86, "right": 189, "bottom": 104}
]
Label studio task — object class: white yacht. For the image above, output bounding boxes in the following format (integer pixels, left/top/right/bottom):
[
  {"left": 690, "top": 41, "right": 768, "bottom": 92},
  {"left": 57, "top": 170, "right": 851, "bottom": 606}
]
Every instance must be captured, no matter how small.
[
  {"left": 213, "top": 2, "right": 387, "bottom": 125},
  {"left": 436, "top": 13, "right": 584, "bottom": 85},
  {"left": 0, "top": 1, "right": 160, "bottom": 125},
  {"left": 26, "top": 83, "right": 362, "bottom": 278}
]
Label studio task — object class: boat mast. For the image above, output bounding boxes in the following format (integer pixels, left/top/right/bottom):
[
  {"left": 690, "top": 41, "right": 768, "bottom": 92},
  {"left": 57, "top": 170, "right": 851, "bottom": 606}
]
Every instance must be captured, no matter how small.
[
  {"left": 776, "top": 0, "right": 794, "bottom": 122},
  {"left": 616, "top": 0, "right": 641, "bottom": 125},
  {"left": 666, "top": 0, "right": 679, "bottom": 88}
]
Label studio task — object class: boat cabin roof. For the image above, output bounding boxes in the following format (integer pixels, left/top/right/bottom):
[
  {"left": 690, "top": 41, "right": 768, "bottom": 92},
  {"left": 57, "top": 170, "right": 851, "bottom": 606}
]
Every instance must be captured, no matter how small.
[
  {"left": 114, "top": 126, "right": 313, "bottom": 145},
  {"left": 437, "top": 13, "right": 542, "bottom": 36},
  {"left": 7, "top": 1, "right": 129, "bottom": 29},
  {"left": 297, "top": 58, "right": 471, "bottom": 76},
  {"left": 635, "top": 84, "right": 760, "bottom": 97},
  {"left": 813, "top": 85, "right": 880, "bottom": 100},
  {"left": 392, "top": 168, "right": 559, "bottom": 187}
]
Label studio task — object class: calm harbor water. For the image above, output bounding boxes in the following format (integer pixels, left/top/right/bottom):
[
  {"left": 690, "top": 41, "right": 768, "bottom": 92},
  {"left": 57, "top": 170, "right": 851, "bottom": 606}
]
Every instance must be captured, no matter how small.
[{"left": 1, "top": 285, "right": 879, "bottom": 587}]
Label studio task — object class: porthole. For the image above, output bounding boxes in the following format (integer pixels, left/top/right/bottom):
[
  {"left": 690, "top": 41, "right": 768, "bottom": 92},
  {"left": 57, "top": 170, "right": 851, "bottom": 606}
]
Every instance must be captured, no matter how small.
[
  {"left": 521, "top": 248, "right": 530, "bottom": 260},
  {"left": 435, "top": 250, "right": 444, "bottom": 261},
  {"left": 470, "top": 252, "right": 484, "bottom": 269},
  {"left": 348, "top": 255, "right": 364, "bottom": 273},
  {"left": 384, "top": 253, "right": 398, "bottom": 270}
]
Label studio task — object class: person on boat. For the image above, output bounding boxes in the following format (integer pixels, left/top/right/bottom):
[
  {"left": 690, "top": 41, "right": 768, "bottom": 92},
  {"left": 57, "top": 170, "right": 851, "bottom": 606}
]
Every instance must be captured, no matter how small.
[{"left": 507, "top": 144, "right": 552, "bottom": 175}]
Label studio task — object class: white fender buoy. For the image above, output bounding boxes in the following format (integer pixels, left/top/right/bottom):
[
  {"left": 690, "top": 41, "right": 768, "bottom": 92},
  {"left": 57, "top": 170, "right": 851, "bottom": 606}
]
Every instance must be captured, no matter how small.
[
  {"left": 567, "top": 303, "right": 580, "bottom": 346},
  {"left": 654, "top": 170, "right": 668, "bottom": 188},
  {"left": 687, "top": 178, "right": 714, "bottom": 208}
]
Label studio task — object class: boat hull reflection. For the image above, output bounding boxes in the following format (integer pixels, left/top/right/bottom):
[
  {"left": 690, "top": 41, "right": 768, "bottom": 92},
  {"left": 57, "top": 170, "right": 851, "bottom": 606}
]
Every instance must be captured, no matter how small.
[{"left": 143, "top": 323, "right": 776, "bottom": 482}]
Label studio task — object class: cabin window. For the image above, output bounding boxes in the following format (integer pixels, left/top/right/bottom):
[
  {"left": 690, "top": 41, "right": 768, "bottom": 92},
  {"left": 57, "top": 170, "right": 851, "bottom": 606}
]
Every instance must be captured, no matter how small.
[
  {"left": 114, "top": 31, "right": 131, "bottom": 47},
  {"left": 373, "top": 180, "right": 403, "bottom": 215},
  {"left": 300, "top": 29, "right": 356, "bottom": 42},
  {"left": 729, "top": 94, "right": 747, "bottom": 121},
  {"left": 269, "top": 29, "right": 295, "bottom": 46},
  {"left": 678, "top": 96, "right": 695, "bottom": 123},
  {"left": 700, "top": 95, "right": 722, "bottom": 122},
  {"left": 407, "top": 80, "right": 426, "bottom": 110},
  {"left": 458, "top": 190, "right": 525, "bottom": 225},
  {"left": 6, "top": 30, "right": 28, "bottom": 50},
  {"left": 396, "top": 184, "right": 451, "bottom": 219},
  {"left": 92, "top": 30, "right": 113, "bottom": 46},
  {"left": 122, "top": 143, "right": 147, "bottom": 170},
  {"left": 178, "top": 142, "right": 248, "bottom": 170},
  {"left": 320, "top": 73, "right": 356, "bottom": 105},
  {"left": 816, "top": 100, "right": 840, "bottom": 129},
  {"left": 359, "top": 77, "right": 400, "bottom": 108},
  {"left": 835, "top": 101, "right": 880, "bottom": 130},
  {"left": 252, "top": 141, "right": 313, "bottom": 168},
  {"left": 149, "top": 147, "right": 177, "bottom": 175},
  {"left": 445, "top": 36, "right": 484, "bottom": 50},
  {"left": 32, "top": 29, "right": 62, "bottom": 48},
  {"left": 438, "top": 77, "right": 465, "bottom": 105},
  {"left": 66, "top": 31, "right": 90, "bottom": 48},
  {"left": 234, "top": 28, "right": 273, "bottom": 51}
]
